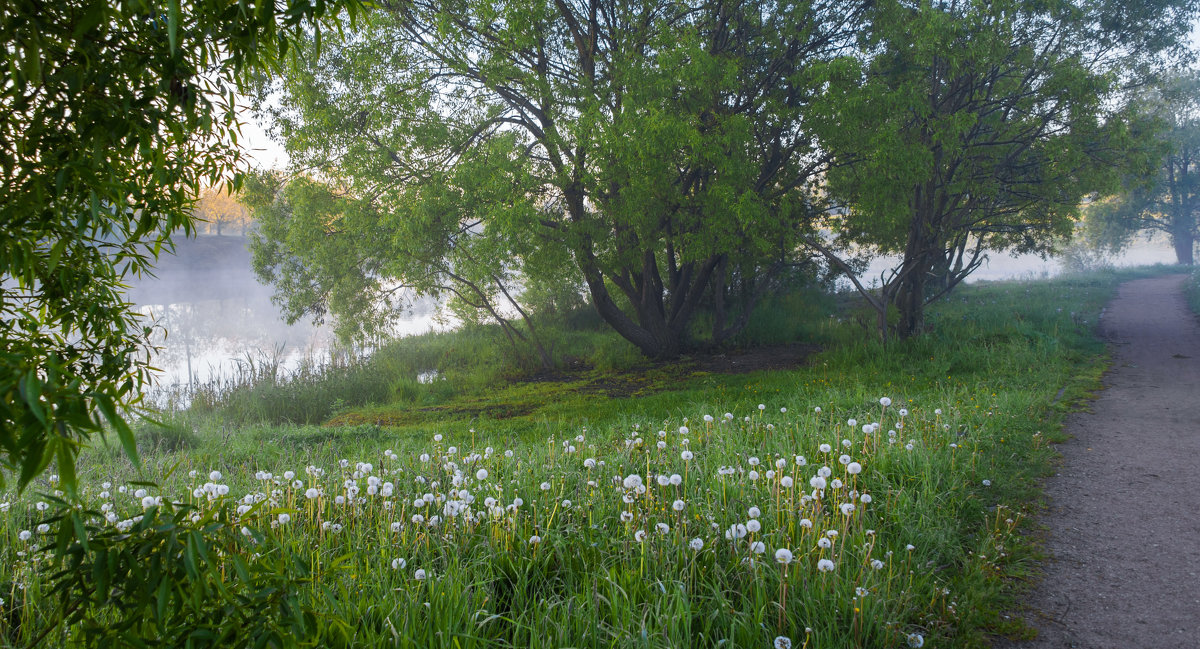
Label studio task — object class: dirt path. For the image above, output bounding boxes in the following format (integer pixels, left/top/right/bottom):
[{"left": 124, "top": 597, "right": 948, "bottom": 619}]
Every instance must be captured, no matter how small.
[{"left": 1004, "top": 274, "right": 1200, "bottom": 648}]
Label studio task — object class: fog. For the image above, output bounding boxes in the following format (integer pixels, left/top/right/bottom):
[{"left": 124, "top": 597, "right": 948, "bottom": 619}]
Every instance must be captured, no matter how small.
[
  {"left": 854, "top": 234, "right": 1181, "bottom": 289},
  {"left": 127, "top": 233, "right": 1180, "bottom": 397},
  {"left": 126, "top": 235, "right": 441, "bottom": 394}
]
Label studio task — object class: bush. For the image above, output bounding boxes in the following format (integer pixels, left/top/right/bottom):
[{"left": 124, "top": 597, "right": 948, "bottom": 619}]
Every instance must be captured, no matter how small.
[{"left": 37, "top": 501, "right": 350, "bottom": 648}]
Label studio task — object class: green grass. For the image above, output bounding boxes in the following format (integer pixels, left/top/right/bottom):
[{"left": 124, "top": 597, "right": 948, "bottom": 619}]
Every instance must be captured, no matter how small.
[
  {"left": 0, "top": 268, "right": 1177, "bottom": 648},
  {"left": 1186, "top": 267, "right": 1200, "bottom": 317}
]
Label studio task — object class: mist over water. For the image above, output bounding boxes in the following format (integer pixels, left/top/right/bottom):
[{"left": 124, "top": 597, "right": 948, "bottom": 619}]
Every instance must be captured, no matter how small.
[
  {"left": 126, "top": 236, "right": 440, "bottom": 395},
  {"left": 127, "top": 233, "right": 1180, "bottom": 401},
  {"left": 854, "top": 235, "right": 1180, "bottom": 288}
]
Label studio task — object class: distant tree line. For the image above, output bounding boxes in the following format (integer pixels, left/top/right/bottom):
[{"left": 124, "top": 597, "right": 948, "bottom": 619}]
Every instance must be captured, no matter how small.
[{"left": 193, "top": 184, "right": 253, "bottom": 236}]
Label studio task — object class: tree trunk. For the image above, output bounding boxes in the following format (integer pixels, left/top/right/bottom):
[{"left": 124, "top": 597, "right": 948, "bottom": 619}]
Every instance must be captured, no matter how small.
[
  {"left": 578, "top": 260, "right": 682, "bottom": 359},
  {"left": 894, "top": 267, "right": 926, "bottom": 339},
  {"left": 892, "top": 185, "right": 937, "bottom": 339},
  {"left": 1173, "top": 230, "right": 1195, "bottom": 265}
]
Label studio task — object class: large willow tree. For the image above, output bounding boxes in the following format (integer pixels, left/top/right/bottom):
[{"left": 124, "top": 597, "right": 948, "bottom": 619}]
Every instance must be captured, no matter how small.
[{"left": 254, "top": 0, "right": 867, "bottom": 358}]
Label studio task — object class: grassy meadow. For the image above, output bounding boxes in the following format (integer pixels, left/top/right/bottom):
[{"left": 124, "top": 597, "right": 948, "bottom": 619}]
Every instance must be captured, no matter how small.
[{"left": 0, "top": 268, "right": 1183, "bottom": 648}]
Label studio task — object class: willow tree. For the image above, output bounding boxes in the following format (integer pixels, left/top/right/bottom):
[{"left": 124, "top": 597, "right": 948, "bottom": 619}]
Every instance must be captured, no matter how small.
[
  {"left": 0, "top": 0, "right": 357, "bottom": 493},
  {"left": 815, "top": 0, "right": 1195, "bottom": 338},
  {"left": 255, "top": 0, "right": 867, "bottom": 358}
]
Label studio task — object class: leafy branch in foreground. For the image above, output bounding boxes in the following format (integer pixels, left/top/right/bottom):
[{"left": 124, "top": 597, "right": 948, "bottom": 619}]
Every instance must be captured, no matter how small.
[{"left": 0, "top": 0, "right": 360, "bottom": 494}]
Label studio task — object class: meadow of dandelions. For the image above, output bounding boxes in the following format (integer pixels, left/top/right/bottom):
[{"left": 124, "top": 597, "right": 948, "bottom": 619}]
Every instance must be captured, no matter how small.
[{"left": 0, "top": 400, "right": 981, "bottom": 648}]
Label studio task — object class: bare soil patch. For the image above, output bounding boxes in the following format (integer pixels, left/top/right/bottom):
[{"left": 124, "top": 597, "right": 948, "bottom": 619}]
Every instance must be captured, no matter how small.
[{"left": 999, "top": 274, "right": 1200, "bottom": 648}]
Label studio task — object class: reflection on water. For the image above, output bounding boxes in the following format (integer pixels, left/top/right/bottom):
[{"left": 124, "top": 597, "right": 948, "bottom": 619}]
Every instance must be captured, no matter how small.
[{"left": 126, "top": 236, "right": 439, "bottom": 396}]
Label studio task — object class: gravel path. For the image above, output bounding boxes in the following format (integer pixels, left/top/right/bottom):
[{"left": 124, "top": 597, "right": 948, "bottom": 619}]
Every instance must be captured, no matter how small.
[{"left": 1003, "top": 274, "right": 1200, "bottom": 648}]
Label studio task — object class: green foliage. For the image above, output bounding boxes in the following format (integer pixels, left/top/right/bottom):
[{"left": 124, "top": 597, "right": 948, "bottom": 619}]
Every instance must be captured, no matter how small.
[
  {"left": 38, "top": 501, "right": 349, "bottom": 648},
  {"left": 252, "top": 0, "right": 870, "bottom": 359},
  {"left": 1084, "top": 72, "right": 1200, "bottom": 265},
  {"left": 818, "top": 0, "right": 1196, "bottom": 337},
  {"left": 137, "top": 422, "right": 201, "bottom": 455},
  {"left": 0, "top": 0, "right": 361, "bottom": 494},
  {"left": 0, "top": 270, "right": 1143, "bottom": 648}
]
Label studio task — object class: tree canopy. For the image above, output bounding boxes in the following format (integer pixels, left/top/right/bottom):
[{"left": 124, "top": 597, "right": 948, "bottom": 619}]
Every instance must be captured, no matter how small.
[
  {"left": 0, "top": 0, "right": 358, "bottom": 493},
  {"left": 1085, "top": 71, "right": 1200, "bottom": 264},
  {"left": 816, "top": 0, "right": 1196, "bottom": 337},
  {"left": 252, "top": 0, "right": 869, "bottom": 359}
]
